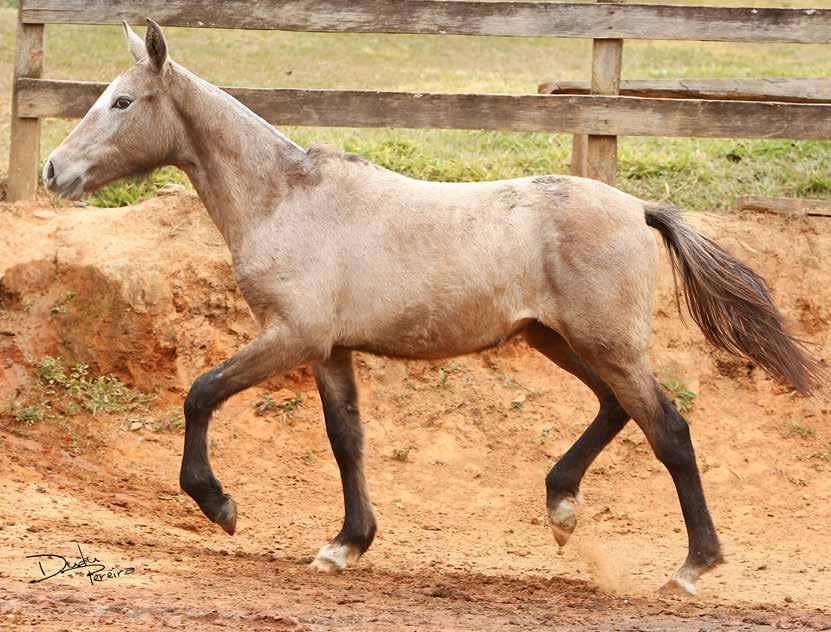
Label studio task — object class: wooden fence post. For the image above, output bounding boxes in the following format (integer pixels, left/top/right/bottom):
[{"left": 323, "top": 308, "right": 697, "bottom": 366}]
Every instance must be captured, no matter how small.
[
  {"left": 570, "top": 132, "right": 587, "bottom": 177},
  {"left": 586, "top": 37, "right": 623, "bottom": 183},
  {"left": 571, "top": 0, "right": 623, "bottom": 183},
  {"left": 586, "top": 1, "right": 623, "bottom": 184},
  {"left": 7, "top": 4, "right": 45, "bottom": 202}
]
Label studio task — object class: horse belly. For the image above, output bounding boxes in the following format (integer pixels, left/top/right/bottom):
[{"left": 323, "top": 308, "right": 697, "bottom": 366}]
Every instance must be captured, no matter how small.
[{"left": 343, "top": 286, "right": 537, "bottom": 359}]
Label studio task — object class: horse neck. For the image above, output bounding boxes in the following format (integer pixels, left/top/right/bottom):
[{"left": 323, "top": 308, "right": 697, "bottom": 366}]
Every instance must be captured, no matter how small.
[{"left": 170, "top": 65, "right": 308, "bottom": 250}]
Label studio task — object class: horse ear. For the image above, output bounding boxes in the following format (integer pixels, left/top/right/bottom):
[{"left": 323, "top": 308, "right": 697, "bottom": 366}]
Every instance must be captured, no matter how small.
[
  {"left": 122, "top": 20, "right": 145, "bottom": 63},
  {"left": 144, "top": 18, "right": 169, "bottom": 72}
]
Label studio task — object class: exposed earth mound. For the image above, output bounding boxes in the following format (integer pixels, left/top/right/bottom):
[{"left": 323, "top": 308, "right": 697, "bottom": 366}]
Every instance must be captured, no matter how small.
[{"left": 0, "top": 193, "right": 829, "bottom": 630}]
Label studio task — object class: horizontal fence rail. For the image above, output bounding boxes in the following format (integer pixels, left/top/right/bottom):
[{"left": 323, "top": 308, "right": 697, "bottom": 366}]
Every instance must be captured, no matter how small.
[
  {"left": 21, "top": 0, "right": 831, "bottom": 43},
  {"left": 539, "top": 78, "right": 831, "bottom": 104},
  {"left": 18, "top": 78, "right": 831, "bottom": 140}
]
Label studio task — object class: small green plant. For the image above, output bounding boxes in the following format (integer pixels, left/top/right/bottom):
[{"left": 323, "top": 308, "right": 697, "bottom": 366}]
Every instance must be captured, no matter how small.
[
  {"left": 49, "top": 291, "right": 77, "bottom": 316},
  {"left": 436, "top": 362, "right": 464, "bottom": 388},
  {"left": 10, "top": 402, "right": 46, "bottom": 426},
  {"left": 254, "top": 393, "right": 276, "bottom": 415},
  {"left": 787, "top": 475, "right": 809, "bottom": 487},
  {"left": 392, "top": 445, "right": 416, "bottom": 462},
  {"left": 487, "top": 360, "right": 519, "bottom": 390},
  {"left": 781, "top": 422, "right": 815, "bottom": 439},
  {"left": 152, "top": 409, "right": 185, "bottom": 433},
  {"left": 809, "top": 447, "right": 831, "bottom": 463},
  {"left": 278, "top": 392, "right": 302, "bottom": 413},
  {"left": 36, "top": 356, "right": 68, "bottom": 386},
  {"left": 660, "top": 379, "right": 696, "bottom": 413},
  {"left": 254, "top": 391, "right": 302, "bottom": 417},
  {"left": 83, "top": 374, "right": 149, "bottom": 415},
  {"left": 539, "top": 427, "right": 553, "bottom": 444}
]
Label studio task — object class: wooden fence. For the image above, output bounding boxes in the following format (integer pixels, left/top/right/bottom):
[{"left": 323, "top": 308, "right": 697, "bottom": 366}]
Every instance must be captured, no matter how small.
[{"left": 8, "top": 0, "right": 831, "bottom": 201}]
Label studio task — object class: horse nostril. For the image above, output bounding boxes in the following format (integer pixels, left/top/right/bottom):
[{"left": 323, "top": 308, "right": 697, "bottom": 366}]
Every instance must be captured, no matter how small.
[{"left": 45, "top": 160, "right": 55, "bottom": 182}]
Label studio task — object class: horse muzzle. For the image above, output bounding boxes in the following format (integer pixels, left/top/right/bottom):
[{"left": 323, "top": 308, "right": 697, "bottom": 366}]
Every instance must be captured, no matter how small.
[{"left": 43, "top": 155, "right": 86, "bottom": 200}]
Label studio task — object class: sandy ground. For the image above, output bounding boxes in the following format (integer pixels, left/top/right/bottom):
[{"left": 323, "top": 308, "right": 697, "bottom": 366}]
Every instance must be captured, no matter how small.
[{"left": 0, "top": 194, "right": 830, "bottom": 630}]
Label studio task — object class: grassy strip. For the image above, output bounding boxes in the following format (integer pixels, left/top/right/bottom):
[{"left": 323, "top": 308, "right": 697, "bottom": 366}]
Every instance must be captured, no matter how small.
[{"left": 1, "top": 10, "right": 829, "bottom": 209}]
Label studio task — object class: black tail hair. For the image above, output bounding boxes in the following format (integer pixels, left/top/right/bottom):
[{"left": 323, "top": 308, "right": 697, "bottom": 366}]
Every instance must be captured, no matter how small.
[{"left": 645, "top": 202, "right": 825, "bottom": 397}]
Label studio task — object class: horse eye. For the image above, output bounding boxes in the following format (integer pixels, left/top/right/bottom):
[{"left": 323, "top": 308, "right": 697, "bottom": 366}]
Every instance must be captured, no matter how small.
[{"left": 112, "top": 97, "right": 133, "bottom": 110}]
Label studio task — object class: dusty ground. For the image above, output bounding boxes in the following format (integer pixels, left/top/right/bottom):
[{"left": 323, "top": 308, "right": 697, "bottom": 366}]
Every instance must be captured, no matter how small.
[{"left": 0, "top": 194, "right": 830, "bottom": 630}]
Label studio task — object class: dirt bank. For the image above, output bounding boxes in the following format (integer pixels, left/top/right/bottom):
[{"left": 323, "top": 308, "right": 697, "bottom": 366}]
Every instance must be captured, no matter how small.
[{"left": 1, "top": 194, "right": 829, "bottom": 630}]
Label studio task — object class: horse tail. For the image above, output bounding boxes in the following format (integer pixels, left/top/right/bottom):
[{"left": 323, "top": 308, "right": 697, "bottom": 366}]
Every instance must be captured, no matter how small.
[{"left": 644, "top": 202, "right": 825, "bottom": 397}]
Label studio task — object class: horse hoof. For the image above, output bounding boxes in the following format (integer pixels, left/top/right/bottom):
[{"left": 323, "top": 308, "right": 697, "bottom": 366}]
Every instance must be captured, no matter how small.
[
  {"left": 659, "top": 576, "right": 697, "bottom": 597},
  {"left": 659, "top": 564, "right": 704, "bottom": 597},
  {"left": 309, "top": 542, "right": 360, "bottom": 574},
  {"left": 309, "top": 556, "right": 342, "bottom": 574},
  {"left": 547, "top": 496, "right": 577, "bottom": 547},
  {"left": 214, "top": 495, "right": 237, "bottom": 535}
]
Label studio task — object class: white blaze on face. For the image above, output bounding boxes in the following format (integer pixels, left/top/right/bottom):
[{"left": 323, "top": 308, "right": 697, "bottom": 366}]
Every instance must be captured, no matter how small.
[
  {"left": 67, "top": 78, "right": 124, "bottom": 149},
  {"left": 43, "top": 74, "right": 134, "bottom": 199}
]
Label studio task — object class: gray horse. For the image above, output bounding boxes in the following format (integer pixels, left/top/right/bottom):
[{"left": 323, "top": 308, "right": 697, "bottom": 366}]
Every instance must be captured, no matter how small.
[{"left": 44, "top": 20, "right": 824, "bottom": 595}]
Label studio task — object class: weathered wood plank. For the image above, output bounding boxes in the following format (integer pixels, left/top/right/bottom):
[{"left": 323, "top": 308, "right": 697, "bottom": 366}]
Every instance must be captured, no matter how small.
[
  {"left": 16, "top": 79, "right": 831, "bottom": 140},
  {"left": 539, "top": 78, "right": 831, "bottom": 104},
  {"left": 736, "top": 196, "right": 831, "bottom": 217},
  {"left": 20, "top": 0, "right": 831, "bottom": 44},
  {"left": 7, "top": 14, "right": 44, "bottom": 202}
]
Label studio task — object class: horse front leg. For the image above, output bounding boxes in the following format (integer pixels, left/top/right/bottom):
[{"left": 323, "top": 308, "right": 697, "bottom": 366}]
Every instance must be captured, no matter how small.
[
  {"left": 180, "top": 324, "right": 309, "bottom": 534},
  {"left": 309, "top": 347, "right": 377, "bottom": 573}
]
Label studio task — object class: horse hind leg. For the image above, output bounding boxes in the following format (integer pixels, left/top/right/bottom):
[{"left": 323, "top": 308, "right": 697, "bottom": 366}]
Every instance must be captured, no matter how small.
[
  {"left": 525, "top": 323, "right": 630, "bottom": 547},
  {"left": 572, "top": 342, "right": 723, "bottom": 595}
]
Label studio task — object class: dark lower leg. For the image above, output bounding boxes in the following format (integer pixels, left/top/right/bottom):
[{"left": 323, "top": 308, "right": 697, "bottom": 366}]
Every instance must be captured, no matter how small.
[
  {"left": 544, "top": 397, "right": 629, "bottom": 545},
  {"left": 545, "top": 398, "right": 629, "bottom": 503},
  {"left": 180, "top": 364, "right": 238, "bottom": 533},
  {"left": 525, "top": 323, "right": 631, "bottom": 544},
  {"left": 583, "top": 353, "right": 723, "bottom": 594},
  {"left": 312, "top": 348, "right": 376, "bottom": 570},
  {"left": 652, "top": 390, "right": 722, "bottom": 570},
  {"left": 179, "top": 326, "right": 306, "bottom": 534}
]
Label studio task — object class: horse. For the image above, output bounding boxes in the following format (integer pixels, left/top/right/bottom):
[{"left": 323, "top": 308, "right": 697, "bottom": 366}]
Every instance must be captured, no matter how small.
[{"left": 44, "top": 19, "right": 824, "bottom": 595}]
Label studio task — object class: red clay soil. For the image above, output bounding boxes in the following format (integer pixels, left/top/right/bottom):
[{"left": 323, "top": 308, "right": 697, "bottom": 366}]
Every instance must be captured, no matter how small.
[{"left": 0, "top": 194, "right": 829, "bottom": 631}]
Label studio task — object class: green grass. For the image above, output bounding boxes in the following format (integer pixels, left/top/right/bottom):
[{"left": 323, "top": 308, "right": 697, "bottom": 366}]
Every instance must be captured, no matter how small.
[
  {"left": 780, "top": 421, "right": 816, "bottom": 439},
  {"left": 10, "top": 403, "right": 46, "bottom": 426},
  {"left": 1, "top": 6, "right": 831, "bottom": 209},
  {"left": 810, "top": 446, "right": 831, "bottom": 463},
  {"left": 87, "top": 167, "right": 189, "bottom": 207},
  {"left": 660, "top": 378, "right": 697, "bottom": 413},
  {"left": 4, "top": 356, "right": 153, "bottom": 425},
  {"left": 391, "top": 445, "right": 416, "bottom": 462},
  {"left": 151, "top": 409, "right": 185, "bottom": 433},
  {"left": 253, "top": 391, "right": 303, "bottom": 418}
]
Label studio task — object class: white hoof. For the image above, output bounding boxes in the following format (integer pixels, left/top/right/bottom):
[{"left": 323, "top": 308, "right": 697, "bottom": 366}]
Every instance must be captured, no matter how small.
[
  {"left": 309, "top": 542, "right": 361, "bottom": 574},
  {"left": 547, "top": 496, "right": 578, "bottom": 547},
  {"left": 660, "top": 566, "right": 700, "bottom": 597}
]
